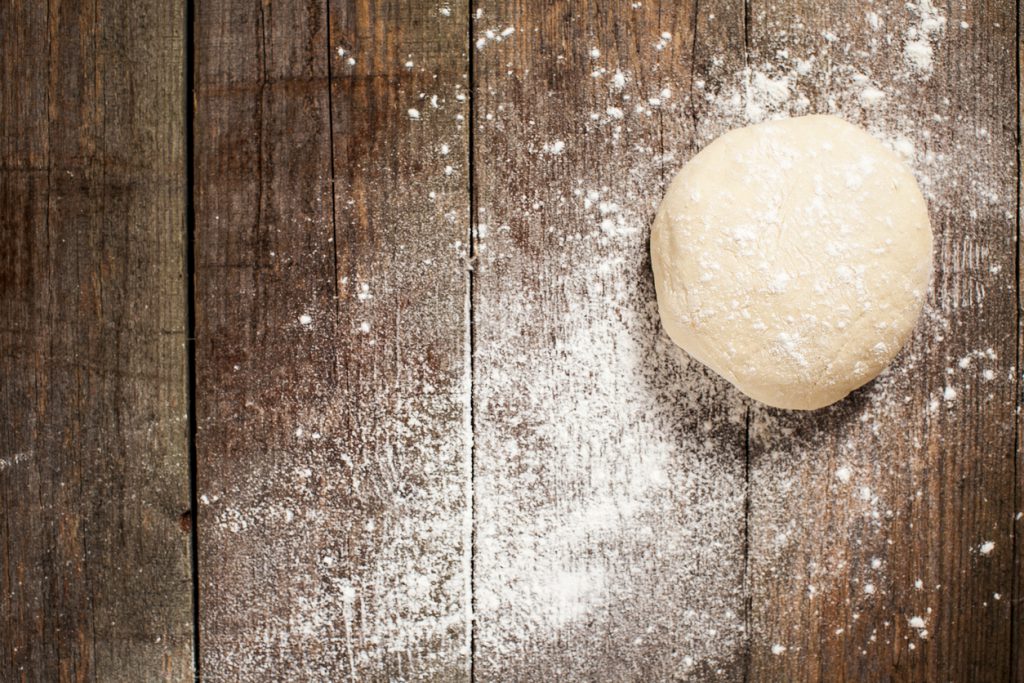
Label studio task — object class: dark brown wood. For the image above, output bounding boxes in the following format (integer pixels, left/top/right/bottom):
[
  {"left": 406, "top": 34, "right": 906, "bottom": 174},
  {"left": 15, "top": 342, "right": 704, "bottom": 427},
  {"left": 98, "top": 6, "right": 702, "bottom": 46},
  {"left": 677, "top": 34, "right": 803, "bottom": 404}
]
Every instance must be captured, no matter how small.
[
  {"left": 742, "top": 1, "right": 1019, "bottom": 681},
  {"left": 1, "top": 0, "right": 1007, "bottom": 678},
  {"left": 194, "top": 0, "right": 470, "bottom": 679},
  {"left": 471, "top": 1, "right": 749, "bottom": 679},
  {"left": 0, "top": 0, "right": 192, "bottom": 680}
]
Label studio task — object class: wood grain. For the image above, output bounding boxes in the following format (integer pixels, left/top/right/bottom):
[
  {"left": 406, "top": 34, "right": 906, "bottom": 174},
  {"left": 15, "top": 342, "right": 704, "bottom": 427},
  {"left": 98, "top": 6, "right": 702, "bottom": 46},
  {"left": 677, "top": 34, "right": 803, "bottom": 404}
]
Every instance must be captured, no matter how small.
[
  {"left": 194, "top": 0, "right": 470, "bottom": 679},
  {"left": 0, "top": 0, "right": 193, "bottom": 680},
  {"left": 471, "top": 2, "right": 749, "bottom": 680},
  {"left": 742, "top": 1, "right": 1019, "bottom": 681},
  {"left": 2, "top": 0, "right": 1017, "bottom": 679}
]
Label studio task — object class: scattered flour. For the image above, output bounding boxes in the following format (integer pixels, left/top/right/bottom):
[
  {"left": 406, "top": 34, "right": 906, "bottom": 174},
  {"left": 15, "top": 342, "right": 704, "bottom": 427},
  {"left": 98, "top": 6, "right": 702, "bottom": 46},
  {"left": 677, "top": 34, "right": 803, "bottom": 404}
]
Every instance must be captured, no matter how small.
[
  {"left": 859, "top": 86, "right": 886, "bottom": 107},
  {"left": 902, "top": 0, "right": 947, "bottom": 75},
  {"left": 474, "top": 151, "right": 748, "bottom": 676},
  {"left": 543, "top": 140, "right": 567, "bottom": 155},
  {"left": 476, "top": 25, "right": 516, "bottom": 50},
  {"left": 467, "top": 0, "right": 1004, "bottom": 673},
  {"left": 211, "top": 0, "right": 1015, "bottom": 677}
]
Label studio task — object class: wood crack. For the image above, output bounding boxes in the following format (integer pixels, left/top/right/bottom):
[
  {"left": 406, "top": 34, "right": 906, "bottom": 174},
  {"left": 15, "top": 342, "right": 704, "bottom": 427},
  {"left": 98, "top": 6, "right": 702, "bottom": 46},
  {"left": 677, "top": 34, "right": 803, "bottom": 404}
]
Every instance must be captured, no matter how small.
[
  {"left": 1010, "top": 0, "right": 1022, "bottom": 679},
  {"left": 325, "top": 0, "right": 341, "bottom": 310},
  {"left": 742, "top": 404, "right": 752, "bottom": 683},
  {"left": 689, "top": 0, "right": 700, "bottom": 137},
  {"left": 186, "top": 0, "right": 201, "bottom": 678},
  {"left": 467, "top": 2, "right": 478, "bottom": 679}
]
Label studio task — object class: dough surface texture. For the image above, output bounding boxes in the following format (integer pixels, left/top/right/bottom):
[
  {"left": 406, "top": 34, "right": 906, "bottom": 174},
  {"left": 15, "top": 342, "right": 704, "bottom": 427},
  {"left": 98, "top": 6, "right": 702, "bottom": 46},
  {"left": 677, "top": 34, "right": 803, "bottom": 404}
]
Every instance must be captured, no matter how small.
[{"left": 651, "top": 115, "right": 933, "bottom": 410}]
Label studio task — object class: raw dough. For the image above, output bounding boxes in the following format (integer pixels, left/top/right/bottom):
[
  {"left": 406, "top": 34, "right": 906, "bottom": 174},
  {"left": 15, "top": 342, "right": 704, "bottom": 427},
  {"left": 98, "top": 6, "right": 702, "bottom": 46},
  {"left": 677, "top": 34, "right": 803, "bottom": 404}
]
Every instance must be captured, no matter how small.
[{"left": 651, "top": 115, "right": 932, "bottom": 410}]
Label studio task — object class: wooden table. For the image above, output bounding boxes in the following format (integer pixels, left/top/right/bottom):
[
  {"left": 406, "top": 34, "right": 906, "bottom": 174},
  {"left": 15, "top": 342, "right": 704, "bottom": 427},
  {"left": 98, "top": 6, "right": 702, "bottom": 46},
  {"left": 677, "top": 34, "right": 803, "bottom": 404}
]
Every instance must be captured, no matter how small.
[{"left": 1, "top": 0, "right": 1019, "bottom": 680}]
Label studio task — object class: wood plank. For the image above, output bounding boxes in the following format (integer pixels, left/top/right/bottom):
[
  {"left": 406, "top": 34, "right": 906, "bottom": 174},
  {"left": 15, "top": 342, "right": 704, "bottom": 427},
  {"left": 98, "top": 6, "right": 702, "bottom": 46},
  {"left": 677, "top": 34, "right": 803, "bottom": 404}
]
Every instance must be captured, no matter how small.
[
  {"left": 0, "top": 0, "right": 192, "bottom": 680},
  {"left": 739, "top": 1, "right": 1019, "bottom": 680},
  {"left": 194, "top": 0, "right": 470, "bottom": 679},
  {"left": 471, "top": 1, "right": 750, "bottom": 679}
]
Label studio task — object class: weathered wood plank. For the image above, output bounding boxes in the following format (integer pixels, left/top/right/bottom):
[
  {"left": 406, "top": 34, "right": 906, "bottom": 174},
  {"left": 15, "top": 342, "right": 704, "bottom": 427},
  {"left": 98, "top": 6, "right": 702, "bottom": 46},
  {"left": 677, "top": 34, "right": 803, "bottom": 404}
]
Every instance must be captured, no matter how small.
[
  {"left": 0, "top": 0, "right": 192, "bottom": 680},
  {"left": 739, "top": 1, "right": 1019, "bottom": 680},
  {"left": 194, "top": 0, "right": 470, "bottom": 679},
  {"left": 471, "top": 2, "right": 749, "bottom": 679}
]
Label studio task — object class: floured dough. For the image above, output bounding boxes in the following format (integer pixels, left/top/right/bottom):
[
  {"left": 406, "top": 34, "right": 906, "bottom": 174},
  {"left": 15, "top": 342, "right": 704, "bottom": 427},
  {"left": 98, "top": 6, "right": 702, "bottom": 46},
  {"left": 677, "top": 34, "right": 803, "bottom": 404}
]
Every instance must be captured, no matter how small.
[{"left": 651, "top": 115, "right": 933, "bottom": 410}]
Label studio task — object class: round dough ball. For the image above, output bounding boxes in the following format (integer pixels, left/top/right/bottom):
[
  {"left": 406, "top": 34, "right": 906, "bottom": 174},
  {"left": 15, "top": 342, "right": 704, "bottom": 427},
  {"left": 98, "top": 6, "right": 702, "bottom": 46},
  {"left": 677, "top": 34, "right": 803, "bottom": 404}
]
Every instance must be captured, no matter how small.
[{"left": 651, "top": 115, "right": 932, "bottom": 410}]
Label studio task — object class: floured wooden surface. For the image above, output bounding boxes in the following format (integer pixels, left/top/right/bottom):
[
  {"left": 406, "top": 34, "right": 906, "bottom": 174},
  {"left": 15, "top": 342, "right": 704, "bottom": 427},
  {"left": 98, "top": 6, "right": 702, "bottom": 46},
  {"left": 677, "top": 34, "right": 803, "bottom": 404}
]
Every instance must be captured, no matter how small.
[
  {"left": 195, "top": 0, "right": 470, "bottom": 679},
  {"left": 736, "top": 1, "right": 1017, "bottom": 679},
  {"left": 190, "top": 0, "right": 1020, "bottom": 681},
  {"left": 471, "top": 2, "right": 748, "bottom": 680}
]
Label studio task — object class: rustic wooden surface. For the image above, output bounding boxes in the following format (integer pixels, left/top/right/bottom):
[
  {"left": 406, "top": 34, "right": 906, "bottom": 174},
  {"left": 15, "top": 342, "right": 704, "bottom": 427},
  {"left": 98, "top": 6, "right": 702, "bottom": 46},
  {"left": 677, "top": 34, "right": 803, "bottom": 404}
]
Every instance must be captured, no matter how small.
[
  {"left": 194, "top": 0, "right": 470, "bottom": 679},
  {"left": 4, "top": 0, "right": 1023, "bottom": 680},
  {"left": 0, "top": 0, "right": 193, "bottom": 681}
]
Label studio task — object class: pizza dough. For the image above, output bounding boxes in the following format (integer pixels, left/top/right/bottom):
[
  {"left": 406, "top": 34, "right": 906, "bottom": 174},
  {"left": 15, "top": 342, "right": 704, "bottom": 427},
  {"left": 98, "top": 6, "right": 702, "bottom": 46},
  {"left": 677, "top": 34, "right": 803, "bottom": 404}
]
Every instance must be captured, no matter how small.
[{"left": 651, "top": 115, "right": 933, "bottom": 410}]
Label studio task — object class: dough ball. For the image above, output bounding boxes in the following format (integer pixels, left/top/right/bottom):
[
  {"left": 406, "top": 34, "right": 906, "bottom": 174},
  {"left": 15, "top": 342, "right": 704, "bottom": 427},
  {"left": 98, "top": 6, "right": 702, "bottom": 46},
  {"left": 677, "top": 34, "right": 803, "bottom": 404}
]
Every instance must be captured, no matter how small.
[{"left": 651, "top": 115, "right": 932, "bottom": 410}]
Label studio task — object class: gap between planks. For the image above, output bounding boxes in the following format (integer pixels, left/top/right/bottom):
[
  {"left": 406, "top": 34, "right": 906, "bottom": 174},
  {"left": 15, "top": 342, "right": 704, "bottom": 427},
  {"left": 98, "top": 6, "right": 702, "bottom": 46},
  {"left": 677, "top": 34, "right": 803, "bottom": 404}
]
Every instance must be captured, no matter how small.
[
  {"left": 467, "top": 2, "right": 479, "bottom": 680},
  {"left": 1010, "top": 0, "right": 1022, "bottom": 679},
  {"left": 185, "top": 0, "right": 201, "bottom": 679}
]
